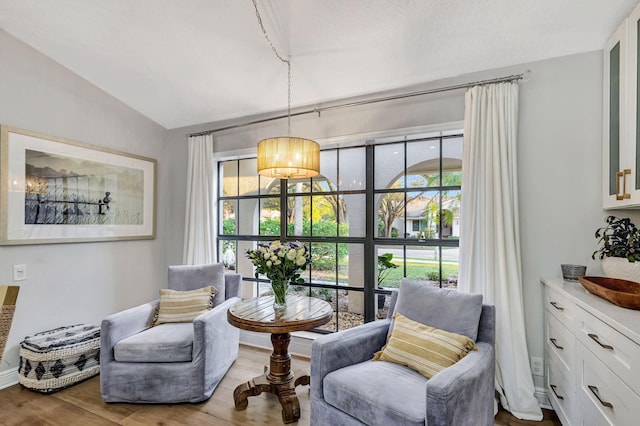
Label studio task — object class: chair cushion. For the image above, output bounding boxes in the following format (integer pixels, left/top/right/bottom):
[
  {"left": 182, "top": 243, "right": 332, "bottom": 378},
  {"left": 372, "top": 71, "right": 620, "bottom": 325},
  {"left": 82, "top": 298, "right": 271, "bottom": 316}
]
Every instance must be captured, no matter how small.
[
  {"left": 153, "top": 286, "right": 216, "bottom": 325},
  {"left": 393, "top": 278, "right": 483, "bottom": 341},
  {"left": 324, "top": 360, "right": 427, "bottom": 426},
  {"left": 114, "top": 323, "right": 193, "bottom": 363},
  {"left": 373, "top": 313, "right": 477, "bottom": 378},
  {"left": 168, "top": 263, "right": 226, "bottom": 306}
]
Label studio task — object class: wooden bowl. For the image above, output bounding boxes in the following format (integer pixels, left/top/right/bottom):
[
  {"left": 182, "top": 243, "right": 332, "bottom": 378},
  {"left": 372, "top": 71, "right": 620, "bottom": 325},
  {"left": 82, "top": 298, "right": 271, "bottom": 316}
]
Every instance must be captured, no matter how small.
[{"left": 578, "top": 276, "right": 640, "bottom": 310}]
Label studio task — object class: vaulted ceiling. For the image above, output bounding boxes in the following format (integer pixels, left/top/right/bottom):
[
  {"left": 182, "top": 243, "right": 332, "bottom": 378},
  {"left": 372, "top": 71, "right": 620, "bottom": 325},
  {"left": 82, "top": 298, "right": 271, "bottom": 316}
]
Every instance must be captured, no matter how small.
[{"left": 0, "top": 0, "right": 637, "bottom": 129}]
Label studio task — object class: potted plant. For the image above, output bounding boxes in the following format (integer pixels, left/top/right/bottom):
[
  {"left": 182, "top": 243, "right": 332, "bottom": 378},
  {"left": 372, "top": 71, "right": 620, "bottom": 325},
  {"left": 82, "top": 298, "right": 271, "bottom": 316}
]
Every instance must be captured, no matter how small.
[
  {"left": 377, "top": 253, "right": 398, "bottom": 307},
  {"left": 592, "top": 216, "right": 640, "bottom": 282}
]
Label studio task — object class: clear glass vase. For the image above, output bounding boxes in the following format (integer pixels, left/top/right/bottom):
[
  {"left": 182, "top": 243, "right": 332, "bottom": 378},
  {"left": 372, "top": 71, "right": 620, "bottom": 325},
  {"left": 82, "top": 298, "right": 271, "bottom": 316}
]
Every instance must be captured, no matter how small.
[{"left": 271, "top": 278, "right": 288, "bottom": 309}]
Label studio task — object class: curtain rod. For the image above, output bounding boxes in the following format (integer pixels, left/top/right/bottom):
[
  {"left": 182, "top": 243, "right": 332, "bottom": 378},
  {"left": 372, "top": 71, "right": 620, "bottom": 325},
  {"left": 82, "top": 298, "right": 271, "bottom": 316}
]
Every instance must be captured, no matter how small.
[{"left": 188, "top": 72, "right": 526, "bottom": 137}]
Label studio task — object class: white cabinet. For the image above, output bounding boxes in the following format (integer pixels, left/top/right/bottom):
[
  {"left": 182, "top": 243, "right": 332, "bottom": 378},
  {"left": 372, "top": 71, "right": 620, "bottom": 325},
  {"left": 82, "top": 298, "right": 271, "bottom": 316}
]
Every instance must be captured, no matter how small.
[
  {"left": 603, "top": 4, "right": 640, "bottom": 208},
  {"left": 541, "top": 278, "right": 640, "bottom": 425},
  {"left": 544, "top": 287, "right": 577, "bottom": 425}
]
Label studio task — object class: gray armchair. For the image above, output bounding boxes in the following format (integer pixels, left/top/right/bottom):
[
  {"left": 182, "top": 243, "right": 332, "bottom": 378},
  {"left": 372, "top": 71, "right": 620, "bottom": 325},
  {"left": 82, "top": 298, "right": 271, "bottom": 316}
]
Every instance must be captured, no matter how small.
[
  {"left": 311, "top": 279, "right": 496, "bottom": 426},
  {"left": 100, "top": 263, "right": 241, "bottom": 403}
]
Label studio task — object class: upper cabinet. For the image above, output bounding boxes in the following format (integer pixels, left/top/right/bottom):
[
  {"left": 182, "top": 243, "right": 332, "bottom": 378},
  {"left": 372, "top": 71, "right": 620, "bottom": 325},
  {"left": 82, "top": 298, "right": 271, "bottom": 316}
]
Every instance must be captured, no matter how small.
[{"left": 604, "top": 5, "right": 640, "bottom": 209}]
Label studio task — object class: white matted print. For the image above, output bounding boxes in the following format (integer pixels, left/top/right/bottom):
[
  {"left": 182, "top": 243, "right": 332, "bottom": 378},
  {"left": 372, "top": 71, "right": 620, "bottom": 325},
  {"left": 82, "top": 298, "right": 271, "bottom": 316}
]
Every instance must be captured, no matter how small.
[{"left": 0, "top": 126, "right": 156, "bottom": 244}]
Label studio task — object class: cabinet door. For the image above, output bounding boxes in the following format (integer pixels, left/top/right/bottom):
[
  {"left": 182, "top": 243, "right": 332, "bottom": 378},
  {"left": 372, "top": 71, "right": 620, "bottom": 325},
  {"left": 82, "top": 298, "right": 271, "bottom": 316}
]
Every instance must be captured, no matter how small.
[
  {"left": 603, "top": 20, "right": 628, "bottom": 209},
  {"left": 575, "top": 307, "right": 640, "bottom": 393},
  {"left": 577, "top": 342, "right": 640, "bottom": 425},
  {"left": 545, "top": 287, "right": 577, "bottom": 327},
  {"left": 546, "top": 350, "right": 574, "bottom": 426},
  {"left": 627, "top": 4, "right": 640, "bottom": 205},
  {"left": 546, "top": 311, "right": 575, "bottom": 374}
]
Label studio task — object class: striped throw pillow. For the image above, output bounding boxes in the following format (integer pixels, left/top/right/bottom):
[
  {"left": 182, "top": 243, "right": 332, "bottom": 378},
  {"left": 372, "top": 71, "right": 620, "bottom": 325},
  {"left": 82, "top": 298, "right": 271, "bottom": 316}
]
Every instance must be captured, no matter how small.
[
  {"left": 372, "top": 313, "right": 477, "bottom": 378},
  {"left": 153, "top": 286, "right": 217, "bottom": 325}
]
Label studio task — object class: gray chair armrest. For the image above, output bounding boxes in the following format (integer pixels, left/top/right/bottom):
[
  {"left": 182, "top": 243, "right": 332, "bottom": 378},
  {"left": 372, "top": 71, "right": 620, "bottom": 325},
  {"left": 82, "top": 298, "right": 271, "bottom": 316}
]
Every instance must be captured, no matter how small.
[
  {"left": 192, "top": 296, "right": 241, "bottom": 393},
  {"left": 311, "top": 319, "right": 390, "bottom": 400},
  {"left": 100, "top": 301, "right": 157, "bottom": 363},
  {"left": 193, "top": 296, "right": 240, "bottom": 359},
  {"left": 477, "top": 305, "right": 496, "bottom": 345},
  {"left": 425, "top": 342, "right": 495, "bottom": 426},
  {"left": 224, "top": 273, "right": 241, "bottom": 299}
]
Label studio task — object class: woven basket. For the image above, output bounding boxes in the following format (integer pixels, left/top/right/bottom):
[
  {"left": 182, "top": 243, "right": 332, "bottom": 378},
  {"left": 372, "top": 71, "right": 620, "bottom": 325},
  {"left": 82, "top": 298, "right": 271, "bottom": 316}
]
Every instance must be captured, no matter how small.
[
  {"left": 19, "top": 324, "right": 100, "bottom": 393},
  {"left": 0, "top": 286, "right": 19, "bottom": 363},
  {"left": 561, "top": 264, "right": 587, "bottom": 281}
]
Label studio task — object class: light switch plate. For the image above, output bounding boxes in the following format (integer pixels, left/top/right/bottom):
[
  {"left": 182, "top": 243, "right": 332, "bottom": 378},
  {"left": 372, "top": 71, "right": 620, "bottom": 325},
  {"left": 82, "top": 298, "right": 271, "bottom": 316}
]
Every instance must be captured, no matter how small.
[{"left": 13, "top": 264, "right": 26, "bottom": 281}]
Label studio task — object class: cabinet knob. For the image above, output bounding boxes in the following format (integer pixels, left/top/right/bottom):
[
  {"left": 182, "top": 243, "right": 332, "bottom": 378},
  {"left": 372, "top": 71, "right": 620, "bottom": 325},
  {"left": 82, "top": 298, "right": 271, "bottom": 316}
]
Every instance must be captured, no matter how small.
[
  {"left": 588, "top": 333, "right": 614, "bottom": 350},
  {"left": 616, "top": 171, "right": 624, "bottom": 200},
  {"left": 588, "top": 385, "right": 614, "bottom": 409},
  {"left": 549, "top": 338, "right": 564, "bottom": 350},
  {"left": 549, "top": 301, "right": 564, "bottom": 311},
  {"left": 623, "top": 169, "right": 632, "bottom": 199},
  {"left": 616, "top": 169, "right": 632, "bottom": 200},
  {"left": 550, "top": 384, "right": 564, "bottom": 400}
]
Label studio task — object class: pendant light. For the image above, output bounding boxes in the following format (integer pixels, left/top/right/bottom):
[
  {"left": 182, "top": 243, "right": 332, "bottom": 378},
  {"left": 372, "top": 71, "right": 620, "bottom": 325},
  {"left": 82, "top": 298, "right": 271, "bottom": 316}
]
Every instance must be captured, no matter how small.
[{"left": 251, "top": 0, "right": 320, "bottom": 179}]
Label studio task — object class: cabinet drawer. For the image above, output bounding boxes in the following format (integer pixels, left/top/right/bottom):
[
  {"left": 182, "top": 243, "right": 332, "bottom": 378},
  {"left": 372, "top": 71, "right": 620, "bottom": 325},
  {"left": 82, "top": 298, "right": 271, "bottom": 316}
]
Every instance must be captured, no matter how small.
[
  {"left": 546, "top": 311, "right": 575, "bottom": 374},
  {"left": 546, "top": 351, "right": 573, "bottom": 426},
  {"left": 577, "top": 342, "right": 640, "bottom": 425},
  {"left": 576, "top": 308, "right": 640, "bottom": 393},
  {"left": 579, "top": 400, "right": 615, "bottom": 426},
  {"left": 545, "top": 286, "right": 577, "bottom": 326}
]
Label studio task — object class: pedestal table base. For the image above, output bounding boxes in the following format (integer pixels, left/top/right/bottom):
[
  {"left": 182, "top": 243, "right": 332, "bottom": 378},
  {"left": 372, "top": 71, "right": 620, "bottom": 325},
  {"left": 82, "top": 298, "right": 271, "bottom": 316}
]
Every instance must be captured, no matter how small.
[{"left": 233, "top": 333, "right": 309, "bottom": 424}]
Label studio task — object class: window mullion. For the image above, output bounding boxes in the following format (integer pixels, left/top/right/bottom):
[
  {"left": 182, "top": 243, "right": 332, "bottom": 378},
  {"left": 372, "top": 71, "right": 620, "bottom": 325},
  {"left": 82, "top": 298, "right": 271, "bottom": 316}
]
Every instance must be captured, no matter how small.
[{"left": 364, "top": 145, "right": 375, "bottom": 322}]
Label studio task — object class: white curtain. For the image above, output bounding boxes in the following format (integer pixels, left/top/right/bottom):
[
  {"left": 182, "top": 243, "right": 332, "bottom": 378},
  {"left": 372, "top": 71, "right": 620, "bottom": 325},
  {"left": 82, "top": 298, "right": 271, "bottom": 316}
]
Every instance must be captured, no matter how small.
[
  {"left": 183, "top": 134, "right": 216, "bottom": 265},
  {"left": 459, "top": 82, "right": 542, "bottom": 420}
]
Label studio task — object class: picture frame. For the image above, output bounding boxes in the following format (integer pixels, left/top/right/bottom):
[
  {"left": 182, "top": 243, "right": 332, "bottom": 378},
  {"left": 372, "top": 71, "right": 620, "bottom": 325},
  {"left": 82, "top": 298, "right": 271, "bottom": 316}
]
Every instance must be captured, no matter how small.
[{"left": 0, "top": 126, "right": 157, "bottom": 245}]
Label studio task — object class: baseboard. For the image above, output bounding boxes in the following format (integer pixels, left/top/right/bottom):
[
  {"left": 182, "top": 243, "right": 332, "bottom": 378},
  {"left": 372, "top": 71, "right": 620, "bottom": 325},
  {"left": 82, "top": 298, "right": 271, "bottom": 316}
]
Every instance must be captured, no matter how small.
[
  {"left": 535, "top": 386, "right": 552, "bottom": 410},
  {"left": 0, "top": 367, "right": 18, "bottom": 390},
  {"left": 239, "top": 330, "right": 314, "bottom": 358}
]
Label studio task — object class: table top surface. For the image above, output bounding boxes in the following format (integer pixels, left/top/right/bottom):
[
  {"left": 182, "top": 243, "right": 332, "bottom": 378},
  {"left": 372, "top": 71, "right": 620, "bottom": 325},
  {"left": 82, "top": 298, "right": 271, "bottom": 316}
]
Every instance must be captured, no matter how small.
[{"left": 227, "top": 295, "right": 333, "bottom": 334}]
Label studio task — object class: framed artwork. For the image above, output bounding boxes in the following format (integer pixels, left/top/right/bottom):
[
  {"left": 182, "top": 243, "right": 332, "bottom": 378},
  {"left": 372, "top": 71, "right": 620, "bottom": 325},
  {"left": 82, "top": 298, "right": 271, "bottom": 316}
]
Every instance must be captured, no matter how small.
[{"left": 0, "top": 126, "right": 157, "bottom": 245}]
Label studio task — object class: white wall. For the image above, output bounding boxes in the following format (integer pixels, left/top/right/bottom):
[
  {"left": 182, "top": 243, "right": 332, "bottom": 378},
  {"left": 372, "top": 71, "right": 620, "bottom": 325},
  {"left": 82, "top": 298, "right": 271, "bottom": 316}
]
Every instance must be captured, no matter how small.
[
  {"left": 516, "top": 51, "right": 604, "bottom": 388},
  {"left": 517, "top": 50, "right": 640, "bottom": 386},
  {"left": 167, "top": 50, "right": 625, "bottom": 389},
  {"left": 0, "top": 30, "right": 169, "bottom": 378}
]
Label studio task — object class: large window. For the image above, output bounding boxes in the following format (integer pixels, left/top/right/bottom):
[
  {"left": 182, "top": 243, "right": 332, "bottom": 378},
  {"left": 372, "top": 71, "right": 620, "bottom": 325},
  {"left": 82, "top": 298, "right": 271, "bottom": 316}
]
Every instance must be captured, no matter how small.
[{"left": 218, "top": 130, "right": 462, "bottom": 331}]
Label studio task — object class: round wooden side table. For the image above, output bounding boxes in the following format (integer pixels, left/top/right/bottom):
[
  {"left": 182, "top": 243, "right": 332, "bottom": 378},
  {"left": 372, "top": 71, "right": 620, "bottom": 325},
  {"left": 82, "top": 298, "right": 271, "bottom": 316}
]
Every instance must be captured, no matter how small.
[{"left": 227, "top": 294, "right": 333, "bottom": 424}]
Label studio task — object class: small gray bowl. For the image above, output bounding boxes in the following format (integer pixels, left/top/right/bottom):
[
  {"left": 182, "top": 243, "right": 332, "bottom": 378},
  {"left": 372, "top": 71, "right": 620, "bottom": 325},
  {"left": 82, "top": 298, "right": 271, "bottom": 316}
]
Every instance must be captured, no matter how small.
[{"left": 561, "top": 264, "right": 586, "bottom": 281}]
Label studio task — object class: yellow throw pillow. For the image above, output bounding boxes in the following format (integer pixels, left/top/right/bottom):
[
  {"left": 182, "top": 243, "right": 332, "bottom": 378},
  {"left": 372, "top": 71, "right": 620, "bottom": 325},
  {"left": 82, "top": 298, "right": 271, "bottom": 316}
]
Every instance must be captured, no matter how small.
[
  {"left": 372, "top": 313, "right": 478, "bottom": 379},
  {"left": 153, "top": 286, "right": 217, "bottom": 325}
]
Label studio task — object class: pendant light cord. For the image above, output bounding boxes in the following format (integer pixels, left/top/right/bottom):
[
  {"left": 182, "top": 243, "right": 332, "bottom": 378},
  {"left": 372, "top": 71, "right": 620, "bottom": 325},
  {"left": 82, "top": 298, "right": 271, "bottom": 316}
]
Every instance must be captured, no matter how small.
[{"left": 251, "top": 0, "right": 292, "bottom": 135}]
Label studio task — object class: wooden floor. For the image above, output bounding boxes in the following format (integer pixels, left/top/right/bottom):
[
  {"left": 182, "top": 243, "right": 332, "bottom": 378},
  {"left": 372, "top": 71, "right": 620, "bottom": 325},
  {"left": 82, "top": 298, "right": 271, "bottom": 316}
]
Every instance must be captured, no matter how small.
[{"left": 0, "top": 344, "right": 560, "bottom": 425}]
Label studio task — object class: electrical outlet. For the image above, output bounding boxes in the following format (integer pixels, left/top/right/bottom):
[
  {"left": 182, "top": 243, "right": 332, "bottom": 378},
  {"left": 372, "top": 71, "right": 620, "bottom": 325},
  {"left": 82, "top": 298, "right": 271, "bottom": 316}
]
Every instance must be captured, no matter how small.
[{"left": 531, "top": 357, "right": 544, "bottom": 376}]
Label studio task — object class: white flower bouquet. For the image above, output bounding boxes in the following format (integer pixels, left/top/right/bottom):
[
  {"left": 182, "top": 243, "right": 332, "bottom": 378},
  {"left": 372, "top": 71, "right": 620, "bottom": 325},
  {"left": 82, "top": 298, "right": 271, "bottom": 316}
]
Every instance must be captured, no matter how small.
[{"left": 246, "top": 240, "right": 311, "bottom": 307}]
